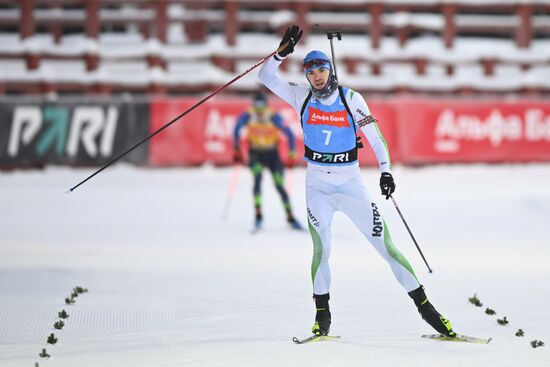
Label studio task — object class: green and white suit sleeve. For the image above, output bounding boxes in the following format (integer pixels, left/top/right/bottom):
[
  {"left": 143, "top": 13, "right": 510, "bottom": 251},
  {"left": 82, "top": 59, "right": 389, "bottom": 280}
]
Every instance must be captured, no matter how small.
[{"left": 345, "top": 89, "right": 392, "bottom": 174}]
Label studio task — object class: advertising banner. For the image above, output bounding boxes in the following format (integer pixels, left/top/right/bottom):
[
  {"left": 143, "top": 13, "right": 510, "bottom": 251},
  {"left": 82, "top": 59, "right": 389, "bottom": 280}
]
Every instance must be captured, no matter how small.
[
  {"left": 396, "top": 100, "right": 550, "bottom": 164},
  {"left": 2, "top": 96, "right": 549, "bottom": 168},
  {"left": 0, "top": 97, "right": 149, "bottom": 167},
  {"left": 148, "top": 96, "right": 400, "bottom": 167},
  {"left": 150, "top": 97, "right": 304, "bottom": 166},
  {"left": 359, "top": 101, "right": 400, "bottom": 166}
]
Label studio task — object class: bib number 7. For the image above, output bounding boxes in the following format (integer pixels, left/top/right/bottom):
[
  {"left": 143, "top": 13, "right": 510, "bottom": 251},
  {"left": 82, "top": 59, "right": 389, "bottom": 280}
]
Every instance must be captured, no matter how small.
[{"left": 322, "top": 130, "right": 332, "bottom": 145}]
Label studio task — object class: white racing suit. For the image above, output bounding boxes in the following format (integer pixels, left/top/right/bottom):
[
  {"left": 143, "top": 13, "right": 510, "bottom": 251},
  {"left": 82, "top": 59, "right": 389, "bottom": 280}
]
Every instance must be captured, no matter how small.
[{"left": 258, "top": 55, "right": 420, "bottom": 295}]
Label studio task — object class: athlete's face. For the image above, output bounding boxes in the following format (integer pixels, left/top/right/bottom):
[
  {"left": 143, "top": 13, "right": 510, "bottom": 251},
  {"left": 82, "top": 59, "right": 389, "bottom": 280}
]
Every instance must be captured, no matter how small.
[
  {"left": 254, "top": 107, "right": 267, "bottom": 120},
  {"left": 306, "top": 67, "right": 330, "bottom": 90}
]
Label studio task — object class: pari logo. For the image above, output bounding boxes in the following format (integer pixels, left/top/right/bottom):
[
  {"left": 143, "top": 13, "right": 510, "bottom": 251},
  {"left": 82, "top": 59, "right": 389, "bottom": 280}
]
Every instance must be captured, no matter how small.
[
  {"left": 311, "top": 151, "right": 350, "bottom": 163},
  {"left": 7, "top": 105, "right": 118, "bottom": 158},
  {"left": 433, "top": 108, "right": 550, "bottom": 153}
]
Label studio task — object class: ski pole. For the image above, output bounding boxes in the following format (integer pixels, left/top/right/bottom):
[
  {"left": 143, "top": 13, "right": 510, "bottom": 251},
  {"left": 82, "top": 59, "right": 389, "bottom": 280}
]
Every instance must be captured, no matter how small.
[
  {"left": 67, "top": 41, "right": 294, "bottom": 193},
  {"left": 315, "top": 24, "right": 342, "bottom": 80},
  {"left": 221, "top": 164, "right": 242, "bottom": 220},
  {"left": 390, "top": 195, "right": 433, "bottom": 274}
]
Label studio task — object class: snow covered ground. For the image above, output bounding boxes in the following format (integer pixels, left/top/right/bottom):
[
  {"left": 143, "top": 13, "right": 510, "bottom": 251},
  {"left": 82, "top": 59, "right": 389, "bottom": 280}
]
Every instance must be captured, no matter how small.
[{"left": 1, "top": 164, "right": 549, "bottom": 366}]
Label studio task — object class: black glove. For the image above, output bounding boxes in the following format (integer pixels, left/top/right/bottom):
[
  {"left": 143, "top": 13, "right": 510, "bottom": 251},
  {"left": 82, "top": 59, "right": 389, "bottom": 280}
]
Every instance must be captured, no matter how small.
[
  {"left": 278, "top": 25, "right": 303, "bottom": 57},
  {"left": 380, "top": 172, "right": 395, "bottom": 200}
]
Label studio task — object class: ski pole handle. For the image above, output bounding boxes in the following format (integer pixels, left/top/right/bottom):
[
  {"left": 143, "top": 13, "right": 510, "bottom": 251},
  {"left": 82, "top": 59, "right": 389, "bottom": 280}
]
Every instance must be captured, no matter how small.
[{"left": 276, "top": 40, "right": 291, "bottom": 54}]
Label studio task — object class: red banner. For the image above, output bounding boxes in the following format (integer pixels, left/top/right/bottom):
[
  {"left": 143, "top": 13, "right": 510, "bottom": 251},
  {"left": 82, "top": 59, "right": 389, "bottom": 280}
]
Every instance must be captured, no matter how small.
[
  {"left": 149, "top": 96, "right": 400, "bottom": 167},
  {"left": 149, "top": 96, "right": 550, "bottom": 166},
  {"left": 150, "top": 96, "right": 306, "bottom": 166},
  {"left": 358, "top": 101, "right": 400, "bottom": 167},
  {"left": 150, "top": 98, "right": 207, "bottom": 166},
  {"left": 396, "top": 100, "right": 550, "bottom": 164}
]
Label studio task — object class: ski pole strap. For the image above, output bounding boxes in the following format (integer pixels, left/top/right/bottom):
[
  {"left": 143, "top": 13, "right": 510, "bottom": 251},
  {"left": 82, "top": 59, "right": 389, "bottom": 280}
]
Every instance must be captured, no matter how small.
[
  {"left": 299, "top": 91, "right": 313, "bottom": 128},
  {"left": 337, "top": 86, "right": 356, "bottom": 133},
  {"left": 304, "top": 145, "right": 357, "bottom": 164}
]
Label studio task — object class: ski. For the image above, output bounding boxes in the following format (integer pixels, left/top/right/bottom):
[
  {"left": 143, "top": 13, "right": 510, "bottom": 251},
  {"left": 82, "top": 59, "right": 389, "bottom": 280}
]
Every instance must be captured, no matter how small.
[
  {"left": 292, "top": 334, "right": 341, "bottom": 344},
  {"left": 422, "top": 333, "right": 492, "bottom": 344}
]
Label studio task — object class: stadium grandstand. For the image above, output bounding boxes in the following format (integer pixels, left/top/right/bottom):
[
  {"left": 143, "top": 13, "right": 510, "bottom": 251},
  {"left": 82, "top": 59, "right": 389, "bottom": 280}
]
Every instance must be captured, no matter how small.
[{"left": 1, "top": 0, "right": 550, "bottom": 97}]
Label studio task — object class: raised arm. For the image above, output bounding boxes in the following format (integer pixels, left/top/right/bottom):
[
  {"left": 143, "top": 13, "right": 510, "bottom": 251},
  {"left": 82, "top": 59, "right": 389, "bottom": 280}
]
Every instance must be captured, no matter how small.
[{"left": 258, "top": 56, "right": 310, "bottom": 112}]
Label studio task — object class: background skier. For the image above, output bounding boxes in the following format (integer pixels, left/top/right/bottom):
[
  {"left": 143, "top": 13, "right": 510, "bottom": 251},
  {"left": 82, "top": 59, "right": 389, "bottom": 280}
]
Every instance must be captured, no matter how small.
[{"left": 233, "top": 91, "right": 303, "bottom": 231}]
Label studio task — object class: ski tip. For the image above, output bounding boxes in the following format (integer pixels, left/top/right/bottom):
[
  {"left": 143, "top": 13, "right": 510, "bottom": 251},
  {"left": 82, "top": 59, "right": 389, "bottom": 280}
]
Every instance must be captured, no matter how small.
[{"left": 292, "top": 334, "right": 341, "bottom": 344}]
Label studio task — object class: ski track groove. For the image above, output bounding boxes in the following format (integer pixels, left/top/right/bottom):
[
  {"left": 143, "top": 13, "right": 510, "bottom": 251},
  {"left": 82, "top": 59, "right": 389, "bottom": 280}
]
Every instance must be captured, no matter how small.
[{"left": 0, "top": 303, "right": 177, "bottom": 343}]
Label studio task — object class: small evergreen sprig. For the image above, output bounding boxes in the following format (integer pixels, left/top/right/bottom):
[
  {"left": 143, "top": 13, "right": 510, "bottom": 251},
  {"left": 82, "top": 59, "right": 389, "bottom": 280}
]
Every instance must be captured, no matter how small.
[
  {"left": 530, "top": 340, "right": 545, "bottom": 348},
  {"left": 497, "top": 316, "right": 509, "bottom": 325},
  {"left": 39, "top": 348, "right": 50, "bottom": 358},
  {"left": 468, "top": 294, "right": 483, "bottom": 307},
  {"left": 74, "top": 286, "right": 88, "bottom": 294},
  {"left": 485, "top": 308, "right": 496, "bottom": 315},
  {"left": 47, "top": 333, "right": 57, "bottom": 345},
  {"left": 58, "top": 309, "right": 69, "bottom": 319}
]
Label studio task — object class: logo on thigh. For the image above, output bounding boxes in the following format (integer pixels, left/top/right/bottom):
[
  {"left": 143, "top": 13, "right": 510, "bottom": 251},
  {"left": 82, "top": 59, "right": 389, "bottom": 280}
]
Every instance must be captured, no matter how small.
[
  {"left": 371, "top": 203, "right": 383, "bottom": 237},
  {"left": 307, "top": 207, "right": 320, "bottom": 227}
]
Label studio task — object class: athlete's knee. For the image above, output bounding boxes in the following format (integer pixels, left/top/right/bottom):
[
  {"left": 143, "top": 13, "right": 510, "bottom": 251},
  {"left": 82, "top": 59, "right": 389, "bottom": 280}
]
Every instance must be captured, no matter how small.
[
  {"left": 272, "top": 171, "right": 285, "bottom": 186},
  {"left": 251, "top": 162, "right": 263, "bottom": 176}
]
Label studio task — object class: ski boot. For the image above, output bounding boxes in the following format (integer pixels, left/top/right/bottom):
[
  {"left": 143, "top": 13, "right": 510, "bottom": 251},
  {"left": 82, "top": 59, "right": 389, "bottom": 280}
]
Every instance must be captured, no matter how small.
[
  {"left": 287, "top": 215, "right": 304, "bottom": 230},
  {"left": 409, "top": 285, "right": 455, "bottom": 336},
  {"left": 253, "top": 213, "right": 263, "bottom": 232},
  {"left": 312, "top": 293, "right": 331, "bottom": 336}
]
